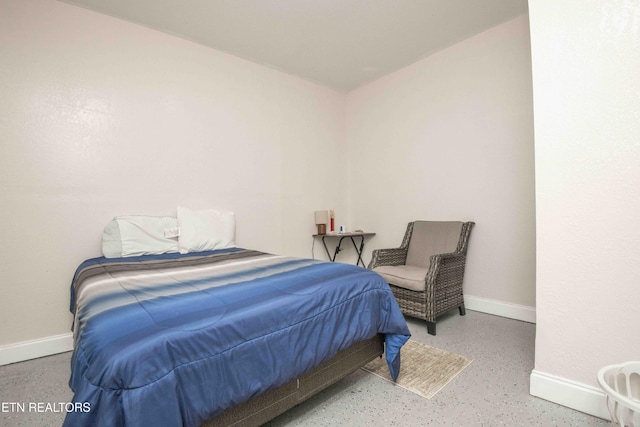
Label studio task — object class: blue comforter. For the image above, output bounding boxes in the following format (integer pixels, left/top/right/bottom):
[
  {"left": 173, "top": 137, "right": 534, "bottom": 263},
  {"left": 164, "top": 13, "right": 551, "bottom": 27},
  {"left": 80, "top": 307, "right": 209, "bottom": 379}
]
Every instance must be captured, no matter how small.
[{"left": 65, "top": 248, "right": 410, "bottom": 426}]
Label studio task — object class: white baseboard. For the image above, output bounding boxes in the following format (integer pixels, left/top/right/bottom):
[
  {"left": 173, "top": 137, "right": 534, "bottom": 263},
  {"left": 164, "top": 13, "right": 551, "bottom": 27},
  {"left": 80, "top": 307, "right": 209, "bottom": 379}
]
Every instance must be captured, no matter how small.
[
  {"left": 530, "top": 369, "right": 610, "bottom": 420},
  {"left": 0, "top": 333, "right": 73, "bottom": 366},
  {"left": 464, "top": 295, "right": 536, "bottom": 323}
]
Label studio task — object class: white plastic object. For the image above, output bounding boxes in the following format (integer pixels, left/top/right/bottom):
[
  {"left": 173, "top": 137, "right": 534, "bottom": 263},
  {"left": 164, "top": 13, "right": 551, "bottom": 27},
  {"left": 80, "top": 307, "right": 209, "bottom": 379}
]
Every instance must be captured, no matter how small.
[{"left": 597, "top": 361, "right": 640, "bottom": 427}]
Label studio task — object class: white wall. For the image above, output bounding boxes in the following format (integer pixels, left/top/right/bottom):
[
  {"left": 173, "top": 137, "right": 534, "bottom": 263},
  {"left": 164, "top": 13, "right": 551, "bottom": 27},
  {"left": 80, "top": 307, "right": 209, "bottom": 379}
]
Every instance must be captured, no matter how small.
[
  {"left": 5, "top": 0, "right": 637, "bottom": 419},
  {"left": 346, "top": 16, "right": 536, "bottom": 313},
  {"left": 0, "top": 0, "right": 347, "bottom": 350},
  {"left": 529, "top": 0, "right": 640, "bottom": 418}
]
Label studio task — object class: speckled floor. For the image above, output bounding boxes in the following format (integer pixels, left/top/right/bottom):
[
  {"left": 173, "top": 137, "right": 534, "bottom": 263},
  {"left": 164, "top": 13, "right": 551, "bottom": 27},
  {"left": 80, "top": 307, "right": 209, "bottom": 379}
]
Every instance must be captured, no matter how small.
[
  {"left": 0, "top": 311, "right": 609, "bottom": 426},
  {"left": 268, "top": 311, "right": 610, "bottom": 426}
]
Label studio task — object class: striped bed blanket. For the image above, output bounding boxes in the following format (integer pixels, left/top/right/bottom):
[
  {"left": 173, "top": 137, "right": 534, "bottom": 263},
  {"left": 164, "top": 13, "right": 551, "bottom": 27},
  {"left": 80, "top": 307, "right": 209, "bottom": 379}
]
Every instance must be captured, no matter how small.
[{"left": 65, "top": 248, "right": 410, "bottom": 427}]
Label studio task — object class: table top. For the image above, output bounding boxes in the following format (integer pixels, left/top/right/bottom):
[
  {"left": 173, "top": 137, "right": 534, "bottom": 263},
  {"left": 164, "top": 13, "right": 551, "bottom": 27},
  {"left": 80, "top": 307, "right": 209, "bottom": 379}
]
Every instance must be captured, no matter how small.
[{"left": 313, "top": 231, "right": 376, "bottom": 237}]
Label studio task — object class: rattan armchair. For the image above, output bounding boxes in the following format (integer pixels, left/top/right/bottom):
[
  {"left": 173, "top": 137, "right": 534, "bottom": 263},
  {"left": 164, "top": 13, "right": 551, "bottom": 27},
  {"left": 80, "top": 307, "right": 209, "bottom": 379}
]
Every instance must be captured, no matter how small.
[{"left": 368, "top": 221, "right": 474, "bottom": 335}]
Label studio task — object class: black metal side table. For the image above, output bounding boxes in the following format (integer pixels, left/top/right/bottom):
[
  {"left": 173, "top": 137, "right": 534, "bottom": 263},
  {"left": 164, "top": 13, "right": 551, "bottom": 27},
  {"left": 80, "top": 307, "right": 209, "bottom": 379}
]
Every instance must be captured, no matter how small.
[{"left": 313, "top": 232, "right": 376, "bottom": 267}]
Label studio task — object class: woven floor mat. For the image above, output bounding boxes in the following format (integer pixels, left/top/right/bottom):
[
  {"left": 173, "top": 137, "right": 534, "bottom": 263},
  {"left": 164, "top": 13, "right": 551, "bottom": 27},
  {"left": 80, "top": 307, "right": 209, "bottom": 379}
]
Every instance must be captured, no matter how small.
[{"left": 362, "top": 340, "right": 472, "bottom": 400}]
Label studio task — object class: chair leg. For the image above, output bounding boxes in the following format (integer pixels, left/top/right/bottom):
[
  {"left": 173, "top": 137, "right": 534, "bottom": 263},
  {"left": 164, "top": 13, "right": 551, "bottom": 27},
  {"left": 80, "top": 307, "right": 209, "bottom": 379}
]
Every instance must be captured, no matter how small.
[
  {"left": 426, "top": 321, "right": 436, "bottom": 336},
  {"left": 459, "top": 304, "right": 466, "bottom": 316}
]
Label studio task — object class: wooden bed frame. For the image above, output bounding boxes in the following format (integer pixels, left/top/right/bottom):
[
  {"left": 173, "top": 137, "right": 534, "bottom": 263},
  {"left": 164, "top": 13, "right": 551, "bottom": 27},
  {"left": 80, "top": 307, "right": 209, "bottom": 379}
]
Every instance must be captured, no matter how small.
[{"left": 202, "top": 334, "right": 385, "bottom": 426}]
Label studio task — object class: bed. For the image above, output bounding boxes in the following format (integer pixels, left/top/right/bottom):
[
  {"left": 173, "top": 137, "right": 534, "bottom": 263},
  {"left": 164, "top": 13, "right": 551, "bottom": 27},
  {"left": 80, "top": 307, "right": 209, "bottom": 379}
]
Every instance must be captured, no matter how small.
[{"left": 65, "top": 246, "right": 411, "bottom": 426}]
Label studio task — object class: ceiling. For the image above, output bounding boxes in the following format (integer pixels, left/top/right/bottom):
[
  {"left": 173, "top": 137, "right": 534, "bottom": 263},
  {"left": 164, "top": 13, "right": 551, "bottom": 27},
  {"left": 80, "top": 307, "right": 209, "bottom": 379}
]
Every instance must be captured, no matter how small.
[{"left": 60, "top": 0, "right": 528, "bottom": 92}]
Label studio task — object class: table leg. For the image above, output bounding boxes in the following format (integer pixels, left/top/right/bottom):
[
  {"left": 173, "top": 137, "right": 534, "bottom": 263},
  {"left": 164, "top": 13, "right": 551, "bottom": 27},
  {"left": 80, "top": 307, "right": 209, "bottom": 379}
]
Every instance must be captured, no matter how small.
[
  {"left": 320, "top": 235, "right": 368, "bottom": 266},
  {"left": 349, "top": 236, "right": 366, "bottom": 267},
  {"left": 320, "top": 236, "right": 332, "bottom": 261}
]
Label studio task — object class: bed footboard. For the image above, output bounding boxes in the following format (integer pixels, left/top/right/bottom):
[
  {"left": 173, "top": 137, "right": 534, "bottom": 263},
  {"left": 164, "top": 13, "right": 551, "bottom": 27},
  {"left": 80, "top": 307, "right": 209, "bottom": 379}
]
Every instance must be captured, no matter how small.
[{"left": 203, "top": 334, "right": 384, "bottom": 427}]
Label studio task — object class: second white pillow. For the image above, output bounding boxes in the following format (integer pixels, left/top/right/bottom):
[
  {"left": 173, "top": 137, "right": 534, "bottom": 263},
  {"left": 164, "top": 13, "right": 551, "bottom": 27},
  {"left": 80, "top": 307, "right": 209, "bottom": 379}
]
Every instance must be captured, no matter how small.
[{"left": 177, "top": 206, "right": 236, "bottom": 254}]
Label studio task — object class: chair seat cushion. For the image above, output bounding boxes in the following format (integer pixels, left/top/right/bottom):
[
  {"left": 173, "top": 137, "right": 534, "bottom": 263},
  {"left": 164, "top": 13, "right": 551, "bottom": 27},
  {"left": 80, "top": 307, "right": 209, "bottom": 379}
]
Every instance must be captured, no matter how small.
[{"left": 373, "top": 265, "right": 427, "bottom": 292}]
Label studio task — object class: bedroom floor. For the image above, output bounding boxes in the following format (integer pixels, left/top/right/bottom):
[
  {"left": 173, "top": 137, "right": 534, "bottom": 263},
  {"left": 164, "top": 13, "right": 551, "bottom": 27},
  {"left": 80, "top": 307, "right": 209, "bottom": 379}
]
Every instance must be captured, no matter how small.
[
  {"left": 0, "top": 311, "right": 608, "bottom": 427},
  {"left": 267, "top": 312, "right": 608, "bottom": 427}
]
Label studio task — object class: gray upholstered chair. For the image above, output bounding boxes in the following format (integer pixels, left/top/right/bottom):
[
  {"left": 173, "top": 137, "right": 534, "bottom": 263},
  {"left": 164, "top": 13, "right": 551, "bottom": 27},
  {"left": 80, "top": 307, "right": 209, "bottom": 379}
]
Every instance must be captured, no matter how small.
[{"left": 368, "top": 221, "right": 474, "bottom": 335}]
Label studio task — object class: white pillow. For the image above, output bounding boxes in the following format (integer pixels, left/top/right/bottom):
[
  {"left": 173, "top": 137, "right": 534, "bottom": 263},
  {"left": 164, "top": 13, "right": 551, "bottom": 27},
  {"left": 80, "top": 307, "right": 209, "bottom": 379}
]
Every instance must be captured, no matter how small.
[
  {"left": 102, "top": 215, "right": 180, "bottom": 258},
  {"left": 177, "top": 207, "right": 236, "bottom": 254}
]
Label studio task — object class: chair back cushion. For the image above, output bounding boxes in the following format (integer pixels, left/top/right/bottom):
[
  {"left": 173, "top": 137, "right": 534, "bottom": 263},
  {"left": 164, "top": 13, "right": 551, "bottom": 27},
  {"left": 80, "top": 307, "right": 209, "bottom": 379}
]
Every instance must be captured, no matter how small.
[{"left": 406, "top": 221, "right": 463, "bottom": 268}]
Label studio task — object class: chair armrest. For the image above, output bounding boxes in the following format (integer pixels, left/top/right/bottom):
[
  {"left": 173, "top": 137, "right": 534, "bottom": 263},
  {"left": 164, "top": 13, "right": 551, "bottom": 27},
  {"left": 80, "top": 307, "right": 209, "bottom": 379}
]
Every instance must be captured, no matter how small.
[
  {"left": 368, "top": 247, "right": 408, "bottom": 269},
  {"left": 434, "top": 251, "right": 466, "bottom": 262},
  {"left": 425, "top": 251, "right": 468, "bottom": 287}
]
